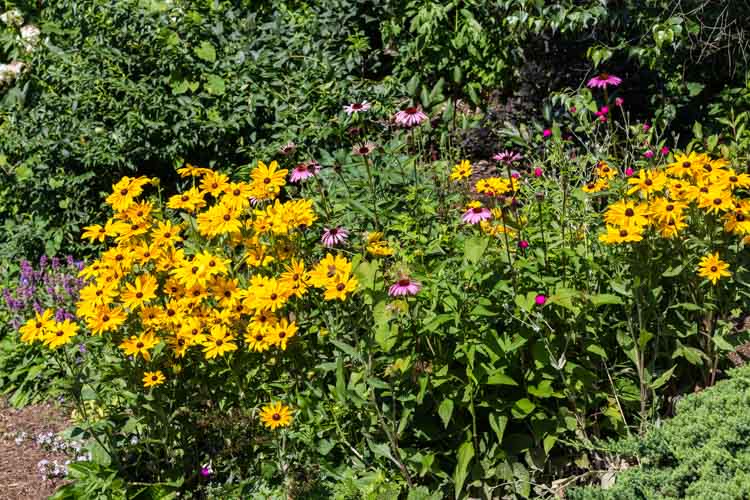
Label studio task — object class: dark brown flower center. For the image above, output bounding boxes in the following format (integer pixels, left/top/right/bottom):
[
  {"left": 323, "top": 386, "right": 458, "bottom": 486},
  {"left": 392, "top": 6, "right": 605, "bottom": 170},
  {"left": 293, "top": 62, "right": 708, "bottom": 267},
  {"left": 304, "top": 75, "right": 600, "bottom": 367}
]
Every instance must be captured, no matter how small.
[
  {"left": 625, "top": 208, "right": 635, "bottom": 217},
  {"left": 398, "top": 279, "right": 411, "bottom": 287},
  {"left": 215, "top": 339, "right": 223, "bottom": 346},
  {"left": 644, "top": 179, "right": 653, "bottom": 186},
  {"left": 713, "top": 198, "right": 722, "bottom": 205},
  {"left": 263, "top": 178, "right": 271, "bottom": 184},
  {"left": 619, "top": 229, "right": 628, "bottom": 237},
  {"left": 737, "top": 213, "right": 746, "bottom": 221},
  {"left": 56, "top": 331, "right": 64, "bottom": 337},
  {"left": 151, "top": 375, "right": 158, "bottom": 381},
  {"left": 136, "top": 342, "right": 144, "bottom": 348},
  {"left": 135, "top": 292, "right": 143, "bottom": 299},
  {"left": 710, "top": 266, "right": 718, "bottom": 272},
  {"left": 272, "top": 413, "right": 281, "bottom": 421},
  {"left": 666, "top": 204, "right": 674, "bottom": 211},
  {"left": 270, "top": 293, "right": 278, "bottom": 300},
  {"left": 223, "top": 214, "right": 231, "bottom": 221},
  {"left": 472, "top": 207, "right": 483, "bottom": 213},
  {"left": 682, "top": 162, "right": 691, "bottom": 168},
  {"left": 405, "top": 107, "right": 417, "bottom": 114},
  {"left": 233, "top": 189, "right": 241, "bottom": 196},
  {"left": 181, "top": 195, "right": 189, "bottom": 202},
  {"left": 336, "top": 283, "right": 345, "bottom": 291},
  {"left": 120, "top": 189, "right": 128, "bottom": 196}
]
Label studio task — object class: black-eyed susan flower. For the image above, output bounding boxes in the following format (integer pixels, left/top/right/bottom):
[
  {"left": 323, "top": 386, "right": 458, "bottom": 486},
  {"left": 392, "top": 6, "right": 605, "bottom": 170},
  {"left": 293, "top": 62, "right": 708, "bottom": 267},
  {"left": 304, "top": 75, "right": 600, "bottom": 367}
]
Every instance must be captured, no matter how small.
[
  {"left": 119, "top": 331, "right": 159, "bottom": 361},
  {"left": 202, "top": 325, "right": 237, "bottom": 359},
  {"left": 604, "top": 200, "right": 650, "bottom": 229},
  {"left": 121, "top": 274, "right": 158, "bottom": 311},
  {"left": 450, "top": 160, "right": 472, "bottom": 181},
  {"left": 598, "top": 226, "right": 644, "bottom": 244},
  {"left": 259, "top": 401, "right": 293, "bottom": 430},
  {"left": 143, "top": 370, "right": 166, "bottom": 388},
  {"left": 698, "top": 252, "right": 731, "bottom": 285},
  {"left": 19, "top": 309, "right": 54, "bottom": 344},
  {"left": 627, "top": 169, "right": 667, "bottom": 196},
  {"left": 42, "top": 319, "right": 79, "bottom": 349}
]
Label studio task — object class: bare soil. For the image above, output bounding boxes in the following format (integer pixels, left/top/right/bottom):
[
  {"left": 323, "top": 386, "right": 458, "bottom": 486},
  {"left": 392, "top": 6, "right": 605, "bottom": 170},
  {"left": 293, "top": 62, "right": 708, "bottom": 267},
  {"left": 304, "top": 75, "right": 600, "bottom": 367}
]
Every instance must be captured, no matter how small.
[{"left": 0, "top": 398, "right": 70, "bottom": 499}]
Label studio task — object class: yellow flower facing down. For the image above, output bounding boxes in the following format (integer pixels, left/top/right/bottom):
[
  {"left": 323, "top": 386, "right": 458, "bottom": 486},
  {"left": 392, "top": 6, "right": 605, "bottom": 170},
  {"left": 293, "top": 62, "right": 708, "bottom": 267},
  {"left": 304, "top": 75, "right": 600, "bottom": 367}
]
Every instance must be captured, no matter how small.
[
  {"left": 43, "top": 319, "right": 79, "bottom": 349},
  {"left": 259, "top": 401, "right": 293, "bottom": 430},
  {"left": 697, "top": 252, "right": 731, "bottom": 285},
  {"left": 450, "top": 160, "right": 473, "bottom": 181},
  {"left": 143, "top": 370, "right": 166, "bottom": 388}
]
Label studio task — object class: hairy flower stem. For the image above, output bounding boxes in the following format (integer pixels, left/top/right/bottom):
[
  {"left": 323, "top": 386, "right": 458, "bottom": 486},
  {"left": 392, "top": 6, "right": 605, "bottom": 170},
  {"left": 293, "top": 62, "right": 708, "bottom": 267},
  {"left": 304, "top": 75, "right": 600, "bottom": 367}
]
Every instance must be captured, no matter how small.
[{"left": 361, "top": 156, "right": 380, "bottom": 230}]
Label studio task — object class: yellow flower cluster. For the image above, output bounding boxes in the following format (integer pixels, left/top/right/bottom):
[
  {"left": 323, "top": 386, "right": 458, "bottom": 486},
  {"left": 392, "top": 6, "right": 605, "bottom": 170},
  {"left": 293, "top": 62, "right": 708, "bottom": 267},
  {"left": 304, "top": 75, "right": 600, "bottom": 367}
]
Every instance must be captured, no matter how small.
[
  {"left": 19, "top": 309, "right": 79, "bottom": 349},
  {"left": 583, "top": 160, "right": 618, "bottom": 193},
  {"left": 597, "top": 152, "right": 750, "bottom": 244},
  {"left": 23, "top": 164, "right": 358, "bottom": 377},
  {"left": 475, "top": 176, "right": 518, "bottom": 197}
]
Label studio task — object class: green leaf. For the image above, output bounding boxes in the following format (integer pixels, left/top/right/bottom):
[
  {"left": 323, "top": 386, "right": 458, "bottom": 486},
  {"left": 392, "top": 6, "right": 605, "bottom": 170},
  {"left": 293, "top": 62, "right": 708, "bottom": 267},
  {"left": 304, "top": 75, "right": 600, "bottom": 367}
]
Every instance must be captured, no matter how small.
[
  {"left": 589, "top": 293, "right": 622, "bottom": 306},
  {"left": 586, "top": 344, "right": 608, "bottom": 359},
  {"left": 488, "top": 413, "right": 508, "bottom": 443},
  {"left": 650, "top": 364, "right": 676, "bottom": 390},
  {"left": 543, "top": 435, "right": 557, "bottom": 455},
  {"left": 204, "top": 74, "right": 225, "bottom": 95},
  {"left": 486, "top": 371, "right": 518, "bottom": 386},
  {"left": 454, "top": 440, "right": 474, "bottom": 498},
  {"left": 512, "top": 398, "right": 536, "bottom": 419},
  {"left": 194, "top": 41, "right": 216, "bottom": 62},
  {"left": 438, "top": 399, "right": 454, "bottom": 429},
  {"left": 712, "top": 335, "right": 734, "bottom": 352},
  {"left": 463, "top": 235, "right": 488, "bottom": 264},
  {"left": 662, "top": 265, "right": 683, "bottom": 277}
]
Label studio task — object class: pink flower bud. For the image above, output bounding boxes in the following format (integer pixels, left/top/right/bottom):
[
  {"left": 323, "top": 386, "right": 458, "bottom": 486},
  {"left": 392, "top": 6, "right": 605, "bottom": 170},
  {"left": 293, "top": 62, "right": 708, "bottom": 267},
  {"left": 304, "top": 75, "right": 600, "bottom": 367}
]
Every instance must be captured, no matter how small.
[
  {"left": 518, "top": 240, "right": 529, "bottom": 249},
  {"left": 642, "top": 123, "right": 651, "bottom": 132},
  {"left": 511, "top": 171, "right": 520, "bottom": 179},
  {"left": 625, "top": 167, "right": 634, "bottom": 176},
  {"left": 661, "top": 146, "right": 670, "bottom": 155},
  {"left": 534, "top": 167, "right": 543, "bottom": 177},
  {"left": 615, "top": 97, "right": 624, "bottom": 107},
  {"left": 599, "top": 115, "right": 607, "bottom": 123},
  {"left": 543, "top": 129, "right": 552, "bottom": 138},
  {"left": 600, "top": 106, "right": 609, "bottom": 114},
  {"left": 570, "top": 106, "right": 577, "bottom": 113},
  {"left": 535, "top": 294, "right": 546, "bottom": 306},
  {"left": 643, "top": 150, "right": 654, "bottom": 159}
]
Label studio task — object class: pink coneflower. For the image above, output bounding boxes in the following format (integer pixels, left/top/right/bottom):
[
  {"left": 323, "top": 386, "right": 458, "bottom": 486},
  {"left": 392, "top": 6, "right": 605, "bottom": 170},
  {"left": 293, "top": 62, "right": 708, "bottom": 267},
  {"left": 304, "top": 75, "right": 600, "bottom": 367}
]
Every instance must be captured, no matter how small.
[
  {"left": 493, "top": 150, "right": 523, "bottom": 164},
  {"left": 389, "top": 277, "right": 421, "bottom": 297},
  {"left": 289, "top": 161, "right": 321, "bottom": 183},
  {"left": 352, "top": 142, "right": 378, "bottom": 156},
  {"left": 542, "top": 129, "right": 552, "bottom": 138},
  {"left": 586, "top": 72, "right": 622, "bottom": 89},
  {"left": 344, "top": 101, "right": 371, "bottom": 115},
  {"left": 643, "top": 150, "right": 654, "bottom": 159},
  {"left": 279, "top": 141, "right": 296, "bottom": 156},
  {"left": 462, "top": 206, "right": 492, "bottom": 225},
  {"left": 394, "top": 106, "right": 428, "bottom": 127},
  {"left": 534, "top": 167, "right": 543, "bottom": 177},
  {"left": 661, "top": 146, "right": 670, "bottom": 155},
  {"left": 321, "top": 227, "right": 349, "bottom": 247},
  {"left": 535, "top": 294, "right": 546, "bottom": 306}
]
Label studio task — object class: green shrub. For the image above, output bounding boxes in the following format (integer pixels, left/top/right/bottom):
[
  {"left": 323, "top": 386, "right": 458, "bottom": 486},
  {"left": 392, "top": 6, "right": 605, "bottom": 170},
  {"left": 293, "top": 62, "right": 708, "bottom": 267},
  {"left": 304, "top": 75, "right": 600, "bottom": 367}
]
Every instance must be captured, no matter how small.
[{"left": 569, "top": 364, "right": 750, "bottom": 500}]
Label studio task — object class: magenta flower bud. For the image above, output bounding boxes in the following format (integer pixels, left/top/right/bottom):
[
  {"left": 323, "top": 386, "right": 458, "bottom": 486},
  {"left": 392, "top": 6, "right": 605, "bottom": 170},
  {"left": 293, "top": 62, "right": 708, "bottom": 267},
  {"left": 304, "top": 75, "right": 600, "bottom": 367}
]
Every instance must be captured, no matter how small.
[
  {"left": 533, "top": 167, "right": 543, "bottom": 177},
  {"left": 625, "top": 167, "right": 634, "bottom": 176},
  {"left": 511, "top": 171, "right": 520, "bottom": 179},
  {"left": 518, "top": 240, "right": 529, "bottom": 249},
  {"left": 614, "top": 97, "right": 624, "bottom": 107},
  {"left": 661, "top": 146, "right": 670, "bottom": 155},
  {"left": 570, "top": 106, "right": 577, "bottom": 113},
  {"left": 599, "top": 115, "right": 607, "bottom": 123},
  {"left": 643, "top": 123, "right": 651, "bottom": 132},
  {"left": 535, "top": 294, "right": 546, "bottom": 306},
  {"left": 643, "top": 150, "right": 654, "bottom": 159},
  {"left": 599, "top": 106, "right": 609, "bottom": 114},
  {"left": 542, "top": 129, "right": 552, "bottom": 138}
]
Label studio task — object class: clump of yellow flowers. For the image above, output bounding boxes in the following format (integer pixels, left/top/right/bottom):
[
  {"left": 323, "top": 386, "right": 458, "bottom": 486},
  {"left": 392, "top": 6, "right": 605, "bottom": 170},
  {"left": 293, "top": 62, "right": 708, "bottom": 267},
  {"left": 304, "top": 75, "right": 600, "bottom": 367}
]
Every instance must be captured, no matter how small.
[
  {"left": 592, "top": 152, "right": 750, "bottom": 247},
  {"left": 20, "top": 162, "right": 358, "bottom": 399}
]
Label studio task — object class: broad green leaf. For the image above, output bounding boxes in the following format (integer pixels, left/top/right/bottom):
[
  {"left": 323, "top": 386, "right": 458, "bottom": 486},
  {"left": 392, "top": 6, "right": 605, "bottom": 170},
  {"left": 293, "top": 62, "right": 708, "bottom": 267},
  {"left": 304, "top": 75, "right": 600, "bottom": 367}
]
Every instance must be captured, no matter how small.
[
  {"left": 486, "top": 372, "right": 518, "bottom": 386},
  {"left": 650, "top": 364, "right": 676, "bottom": 389},
  {"left": 463, "top": 235, "right": 488, "bottom": 264},
  {"left": 194, "top": 41, "right": 216, "bottom": 62},
  {"left": 454, "top": 440, "right": 474, "bottom": 498},
  {"left": 438, "top": 399, "right": 454, "bottom": 429},
  {"left": 204, "top": 74, "right": 225, "bottom": 95},
  {"left": 512, "top": 398, "right": 536, "bottom": 419},
  {"left": 488, "top": 413, "right": 508, "bottom": 443}
]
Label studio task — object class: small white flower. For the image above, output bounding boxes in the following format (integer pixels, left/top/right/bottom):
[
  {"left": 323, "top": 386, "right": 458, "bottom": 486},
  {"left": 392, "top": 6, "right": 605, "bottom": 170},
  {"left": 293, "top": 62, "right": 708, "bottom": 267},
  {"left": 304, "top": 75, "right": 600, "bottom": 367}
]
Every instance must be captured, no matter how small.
[
  {"left": 0, "top": 9, "right": 24, "bottom": 27},
  {"left": 20, "top": 24, "right": 41, "bottom": 50}
]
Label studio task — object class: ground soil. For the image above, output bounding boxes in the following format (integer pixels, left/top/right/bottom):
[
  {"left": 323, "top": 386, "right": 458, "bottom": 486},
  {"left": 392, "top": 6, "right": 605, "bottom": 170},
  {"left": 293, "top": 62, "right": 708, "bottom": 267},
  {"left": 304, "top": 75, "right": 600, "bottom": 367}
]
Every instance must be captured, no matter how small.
[{"left": 0, "top": 398, "right": 71, "bottom": 499}]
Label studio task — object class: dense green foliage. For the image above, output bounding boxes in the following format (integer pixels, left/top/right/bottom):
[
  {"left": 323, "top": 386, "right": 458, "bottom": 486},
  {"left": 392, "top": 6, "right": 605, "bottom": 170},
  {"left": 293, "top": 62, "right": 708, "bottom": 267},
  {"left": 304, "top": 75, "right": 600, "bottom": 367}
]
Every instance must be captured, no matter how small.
[
  {"left": 570, "top": 364, "right": 750, "bottom": 500},
  {"left": 0, "top": 1, "right": 748, "bottom": 498}
]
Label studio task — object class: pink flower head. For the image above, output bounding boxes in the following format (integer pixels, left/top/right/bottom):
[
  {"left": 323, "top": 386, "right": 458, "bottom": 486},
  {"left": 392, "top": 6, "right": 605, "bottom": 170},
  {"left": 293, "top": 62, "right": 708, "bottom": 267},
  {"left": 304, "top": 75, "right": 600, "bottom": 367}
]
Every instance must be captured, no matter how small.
[
  {"left": 352, "top": 142, "right": 378, "bottom": 156},
  {"left": 344, "top": 101, "right": 371, "bottom": 115},
  {"left": 542, "top": 129, "right": 552, "bottom": 138},
  {"left": 518, "top": 240, "right": 529, "bottom": 249},
  {"left": 599, "top": 106, "right": 609, "bottom": 115},
  {"left": 625, "top": 167, "right": 634, "bottom": 176},
  {"left": 570, "top": 106, "right": 577, "bottom": 113},
  {"left": 321, "top": 226, "right": 349, "bottom": 247},
  {"left": 598, "top": 115, "right": 607, "bottom": 123},
  {"left": 661, "top": 146, "right": 670, "bottom": 155},
  {"left": 534, "top": 167, "right": 543, "bottom": 177},
  {"left": 510, "top": 170, "right": 521, "bottom": 179},
  {"left": 586, "top": 72, "right": 622, "bottom": 89},
  {"left": 643, "top": 123, "right": 651, "bottom": 132},
  {"left": 394, "top": 106, "right": 428, "bottom": 127},
  {"left": 615, "top": 97, "right": 624, "bottom": 107},
  {"left": 200, "top": 464, "right": 213, "bottom": 477},
  {"left": 535, "top": 294, "right": 546, "bottom": 306},
  {"left": 643, "top": 150, "right": 654, "bottom": 159},
  {"left": 462, "top": 206, "right": 491, "bottom": 225},
  {"left": 389, "top": 277, "right": 421, "bottom": 297},
  {"left": 289, "top": 161, "right": 321, "bottom": 183},
  {"left": 493, "top": 150, "right": 523, "bottom": 164}
]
